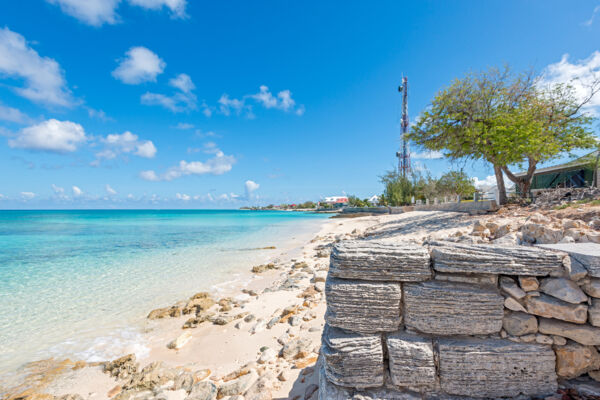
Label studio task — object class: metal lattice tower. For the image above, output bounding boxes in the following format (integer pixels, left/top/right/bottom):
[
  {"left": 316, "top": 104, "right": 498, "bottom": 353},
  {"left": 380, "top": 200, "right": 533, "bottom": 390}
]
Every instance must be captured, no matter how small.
[{"left": 396, "top": 77, "right": 411, "bottom": 177}]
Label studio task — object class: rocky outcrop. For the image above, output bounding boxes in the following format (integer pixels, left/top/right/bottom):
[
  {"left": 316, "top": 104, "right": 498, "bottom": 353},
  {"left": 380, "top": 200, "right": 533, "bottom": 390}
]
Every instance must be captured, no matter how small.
[
  {"left": 325, "top": 277, "right": 401, "bottom": 333},
  {"left": 321, "top": 324, "right": 384, "bottom": 388},
  {"left": 430, "top": 241, "right": 564, "bottom": 276},
  {"left": 404, "top": 280, "right": 503, "bottom": 335},
  {"left": 438, "top": 338, "right": 557, "bottom": 398},
  {"left": 330, "top": 240, "right": 431, "bottom": 281},
  {"left": 538, "top": 243, "right": 600, "bottom": 278}
]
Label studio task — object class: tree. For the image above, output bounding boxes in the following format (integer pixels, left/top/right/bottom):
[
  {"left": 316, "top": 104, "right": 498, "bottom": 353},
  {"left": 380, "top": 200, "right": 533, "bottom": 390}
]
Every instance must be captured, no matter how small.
[
  {"left": 410, "top": 66, "right": 598, "bottom": 204},
  {"left": 436, "top": 171, "right": 476, "bottom": 198}
]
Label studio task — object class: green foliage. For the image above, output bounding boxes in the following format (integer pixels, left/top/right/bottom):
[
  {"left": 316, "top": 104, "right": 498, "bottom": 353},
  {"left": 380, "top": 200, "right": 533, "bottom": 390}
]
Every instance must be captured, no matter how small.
[
  {"left": 296, "top": 201, "right": 317, "bottom": 209},
  {"left": 436, "top": 171, "right": 476, "bottom": 198},
  {"left": 348, "top": 196, "right": 370, "bottom": 207},
  {"left": 409, "top": 65, "right": 598, "bottom": 199}
]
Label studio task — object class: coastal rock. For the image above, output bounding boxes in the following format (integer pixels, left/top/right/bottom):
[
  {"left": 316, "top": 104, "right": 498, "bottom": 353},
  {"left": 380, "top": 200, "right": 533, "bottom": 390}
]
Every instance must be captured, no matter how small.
[
  {"left": 504, "top": 297, "right": 527, "bottom": 312},
  {"left": 156, "top": 389, "right": 187, "bottom": 400},
  {"left": 583, "top": 279, "right": 600, "bottom": 298},
  {"left": 218, "top": 369, "right": 258, "bottom": 397},
  {"left": 404, "top": 280, "right": 503, "bottom": 335},
  {"left": 251, "top": 263, "right": 276, "bottom": 273},
  {"left": 313, "top": 270, "right": 327, "bottom": 282},
  {"left": 500, "top": 276, "right": 526, "bottom": 299},
  {"left": 183, "top": 294, "right": 215, "bottom": 315},
  {"left": 281, "top": 337, "right": 312, "bottom": 360},
  {"left": 173, "top": 372, "right": 194, "bottom": 392},
  {"left": 124, "top": 361, "right": 176, "bottom": 392},
  {"left": 188, "top": 381, "right": 218, "bottom": 400},
  {"left": 167, "top": 331, "right": 192, "bottom": 350},
  {"left": 590, "top": 299, "right": 600, "bottom": 327},
  {"left": 182, "top": 312, "right": 213, "bottom": 329},
  {"left": 430, "top": 241, "right": 563, "bottom": 276},
  {"left": 537, "top": 243, "right": 600, "bottom": 278},
  {"left": 386, "top": 331, "right": 435, "bottom": 389},
  {"left": 325, "top": 277, "right": 402, "bottom": 333},
  {"left": 329, "top": 240, "right": 431, "bottom": 282},
  {"left": 503, "top": 311, "right": 538, "bottom": 336},
  {"left": 250, "top": 319, "right": 267, "bottom": 334},
  {"left": 539, "top": 278, "right": 588, "bottom": 304},
  {"left": 258, "top": 348, "right": 277, "bottom": 364},
  {"left": 438, "top": 337, "right": 557, "bottom": 398},
  {"left": 518, "top": 276, "right": 540, "bottom": 291},
  {"left": 538, "top": 318, "right": 600, "bottom": 345},
  {"left": 148, "top": 306, "right": 182, "bottom": 320},
  {"left": 244, "top": 375, "right": 275, "bottom": 400},
  {"left": 104, "top": 354, "right": 138, "bottom": 379},
  {"left": 555, "top": 342, "right": 600, "bottom": 379},
  {"left": 321, "top": 324, "right": 384, "bottom": 388},
  {"left": 525, "top": 293, "right": 588, "bottom": 323},
  {"left": 521, "top": 223, "right": 563, "bottom": 244}
]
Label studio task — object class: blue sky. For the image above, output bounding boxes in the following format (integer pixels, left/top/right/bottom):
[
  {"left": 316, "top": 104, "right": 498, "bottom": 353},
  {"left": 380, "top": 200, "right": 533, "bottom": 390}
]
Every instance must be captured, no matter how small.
[{"left": 0, "top": 0, "right": 599, "bottom": 209}]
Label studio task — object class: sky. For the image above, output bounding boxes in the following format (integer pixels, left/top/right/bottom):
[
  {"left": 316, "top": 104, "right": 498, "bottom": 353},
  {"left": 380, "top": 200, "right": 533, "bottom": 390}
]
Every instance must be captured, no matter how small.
[{"left": 0, "top": 0, "right": 599, "bottom": 209}]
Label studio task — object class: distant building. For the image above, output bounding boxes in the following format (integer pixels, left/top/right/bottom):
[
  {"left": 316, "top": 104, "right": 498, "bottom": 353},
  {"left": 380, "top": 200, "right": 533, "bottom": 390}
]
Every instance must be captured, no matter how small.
[
  {"left": 515, "top": 150, "right": 599, "bottom": 194},
  {"left": 322, "top": 196, "right": 349, "bottom": 207},
  {"left": 368, "top": 195, "right": 380, "bottom": 206}
]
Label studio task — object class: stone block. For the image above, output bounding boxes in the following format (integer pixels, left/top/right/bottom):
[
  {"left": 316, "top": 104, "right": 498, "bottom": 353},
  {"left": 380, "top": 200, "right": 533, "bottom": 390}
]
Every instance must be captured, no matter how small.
[
  {"left": 503, "top": 311, "right": 538, "bottom": 336},
  {"left": 430, "top": 241, "right": 563, "bottom": 276},
  {"left": 386, "top": 331, "right": 435, "bottom": 389},
  {"left": 434, "top": 272, "right": 497, "bottom": 286},
  {"left": 438, "top": 338, "right": 557, "bottom": 398},
  {"left": 539, "top": 278, "right": 588, "bottom": 304},
  {"left": 404, "top": 281, "right": 503, "bottom": 335},
  {"left": 583, "top": 278, "right": 600, "bottom": 298},
  {"left": 555, "top": 342, "right": 600, "bottom": 379},
  {"left": 590, "top": 299, "right": 600, "bottom": 327},
  {"left": 325, "top": 277, "right": 402, "bottom": 333},
  {"left": 330, "top": 240, "right": 431, "bottom": 281},
  {"left": 321, "top": 324, "right": 384, "bottom": 388},
  {"left": 519, "top": 276, "right": 539, "bottom": 291},
  {"left": 538, "top": 318, "right": 600, "bottom": 346},
  {"left": 525, "top": 293, "right": 588, "bottom": 324},
  {"left": 537, "top": 243, "right": 600, "bottom": 278}
]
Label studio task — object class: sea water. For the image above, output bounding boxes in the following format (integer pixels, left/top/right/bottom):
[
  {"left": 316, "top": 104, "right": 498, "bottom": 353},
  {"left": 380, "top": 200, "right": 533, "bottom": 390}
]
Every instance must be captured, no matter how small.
[{"left": 0, "top": 210, "right": 327, "bottom": 377}]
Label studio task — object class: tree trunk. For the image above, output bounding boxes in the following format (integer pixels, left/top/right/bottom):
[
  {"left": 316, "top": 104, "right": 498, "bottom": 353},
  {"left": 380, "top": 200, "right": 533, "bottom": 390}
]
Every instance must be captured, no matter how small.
[
  {"left": 502, "top": 157, "right": 537, "bottom": 200},
  {"left": 494, "top": 164, "right": 508, "bottom": 205}
]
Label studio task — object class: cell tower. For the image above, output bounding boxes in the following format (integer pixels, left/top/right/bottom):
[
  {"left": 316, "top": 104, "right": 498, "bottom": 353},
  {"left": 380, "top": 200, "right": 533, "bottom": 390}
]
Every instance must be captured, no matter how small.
[{"left": 396, "top": 77, "right": 411, "bottom": 177}]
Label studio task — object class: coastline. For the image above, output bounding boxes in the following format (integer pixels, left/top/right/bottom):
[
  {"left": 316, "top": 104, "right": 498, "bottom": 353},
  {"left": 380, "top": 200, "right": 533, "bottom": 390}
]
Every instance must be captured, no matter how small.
[{"left": 4, "top": 210, "right": 477, "bottom": 400}]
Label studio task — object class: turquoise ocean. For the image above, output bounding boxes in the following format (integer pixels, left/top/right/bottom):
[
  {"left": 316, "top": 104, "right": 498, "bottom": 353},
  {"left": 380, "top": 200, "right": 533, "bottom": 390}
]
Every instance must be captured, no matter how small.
[{"left": 0, "top": 210, "right": 327, "bottom": 377}]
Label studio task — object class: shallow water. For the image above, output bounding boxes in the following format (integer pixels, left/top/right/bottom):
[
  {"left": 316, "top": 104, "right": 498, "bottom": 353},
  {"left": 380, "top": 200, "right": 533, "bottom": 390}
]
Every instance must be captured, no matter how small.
[{"left": 0, "top": 210, "right": 327, "bottom": 376}]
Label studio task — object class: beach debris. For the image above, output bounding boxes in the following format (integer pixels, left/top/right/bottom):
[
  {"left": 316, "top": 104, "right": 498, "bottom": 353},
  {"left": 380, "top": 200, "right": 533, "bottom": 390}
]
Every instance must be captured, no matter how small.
[{"left": 167, "top": 331, "right": 192, "bottom": 350}]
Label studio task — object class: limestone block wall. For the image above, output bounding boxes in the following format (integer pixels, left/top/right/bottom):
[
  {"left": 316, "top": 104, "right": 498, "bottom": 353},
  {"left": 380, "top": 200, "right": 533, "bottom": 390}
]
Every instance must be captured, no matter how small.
[{"left": 319, "top": 240, "right": 600, "bottom": 399}]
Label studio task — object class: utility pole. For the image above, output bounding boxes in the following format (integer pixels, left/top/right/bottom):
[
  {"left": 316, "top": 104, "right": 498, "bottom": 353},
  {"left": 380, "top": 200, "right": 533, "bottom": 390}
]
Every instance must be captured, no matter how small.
[{"left": 396, "top": 77, "right": 411, "bottom": 177}]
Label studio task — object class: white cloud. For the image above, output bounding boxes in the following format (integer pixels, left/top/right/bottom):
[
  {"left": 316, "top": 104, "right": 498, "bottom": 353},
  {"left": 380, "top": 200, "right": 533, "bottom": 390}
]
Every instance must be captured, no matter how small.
[
  {"left": 105, "top": 184, "right": 117, "bottom": 195},
  {"left": 0, "top": 104, "right": 30, "bottom": 124},
  {"left": 46, "top": 0, "right": 120, "bottom": 26},
  {"left": 52, "top": 184, "right": 64, "bottom": 194},
  {"left": 539, "top": 51, "right": 600, "bottom": 115},
  {"left": 112, "top": 47, "right": 166, "bottom": 85},
  {"left": 169, "top": 73, "right": 195, "bottom": 93},
  {"left": 411, "top": 150, "right": 444, "bottom": 160},
  {"left": 9, "top": 119, "right": 87, "bottom": 153},
  {"left": 72, "top": 186, "right": 83, "bottom": 196},
  {"left": 218, "top": 85, "right": 304, "bottom": 117},
  {"left": 218, "top": 94, "right": 246, "bottom": 116},
  {"left": 473, "top": 174, "right": 514, "bottom": 190},
  {"left": 583, "top": 5, "right": 600, "bottom": 27},
  {"left": 175, "top": 122, "right": 194, "bottom": 130},
  {"left": 21, "top": 191, "right": 35, "bottom": 199},
  {"left": 140, "top": 148, "right": 235, "bottom": 181},
  {"left": 95, "top": 131, "right": 156, "bottom": 163},
  {"left": 245, "top": 180, "right": 260, "bottom": 198},
  {"left": 128, "top": 0, "right": 187, "bottom": 18},
  {"left": 176, "top": 193, "right": 191, "bottom": 201},
  {"left": 0, "top": 27, "right": 74, "bottom": 107}
]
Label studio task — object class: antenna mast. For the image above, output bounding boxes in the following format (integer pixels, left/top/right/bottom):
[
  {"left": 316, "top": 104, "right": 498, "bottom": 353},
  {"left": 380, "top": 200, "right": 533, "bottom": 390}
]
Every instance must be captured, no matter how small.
[{"left": 396, "top": 77, "right": 411, "bottom": 177}]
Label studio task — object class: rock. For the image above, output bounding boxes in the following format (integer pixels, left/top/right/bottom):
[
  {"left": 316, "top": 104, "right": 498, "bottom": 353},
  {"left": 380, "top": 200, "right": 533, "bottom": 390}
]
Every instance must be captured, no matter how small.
[
  {"left": 266, "top": 317, "right": 280, "bottom": 329},
  {"left": 251, "top": 263, "right": 277, "bottom": 273},
  {"left": 525, "top": 293, "right": 588, "bottom": 323},
  {"left": 404, "top": 280, "right": 503, "bottom": 335},
  {"left": 289, "top": 315, "right": 302, "bottom": 327},
  {"left": 277, "top": 333, "right": 290, "bottom": 345},
  {"left": 211, "top": 314, "right": 235, "bottom": 325},
  {"left": 182, "top": 312, "right": 213, "bottom": 329},
  {"left": 244, "top": 314, "right": 256, "bottom": 323},
  {"left": 538, "top": 318, "right": 600, "bottom": 345},
  {"left": 520, "top": 333, "right": 536, "bottom": 343},
  {"left": 258, "top": 348, "right": 277, "bottom": 364},
  {"left": 555, "top": 342, "right": 600, "bottom": 378},
  {"left": 183, "top": 296, "right": 215, "bottom": 315},
  {"left": 504, "top": 297, "right": 527, "bottom": 312},
  {"left": 537, "top": 243, "right": 600, "bottom": 278},
  {"left": 386, "top": 331, "right": 435, "bottom": 389},
  {"left": 250, "top": 319, "right": 266, "bottom": 334},
  {"left": 173, "top": 372, "right": 194, "bottom": 392},
  {"left": 430, "top": 241, "right": 563, "bottom": 276},
  {"left": 553, "top": 335, "right": 567, "bottom": 345},
  {"left": 536, "top": 334, "right": 553, "bottom": 345},
  {"left": 539, "top": 278, "right": 588, "bottom": 304},
  {"left": 438, "top": 337, "right": 557, "bottom": 398},
  {"left": 565, "top": 257, "right": 589, "bottom": 281},
  {"left": 304, "top": 384, "right": 319, "bottom": 399},
  {"left": 503, "top": 311, "right": 538, "bottom": 336},
  {"left": 188, "top": 381, "right": 218, "bottom": 400},
  {"left": 325, "top": 277, "right": 402, "bottom": 333},
  {"left": 590, "top": 370, "right": 600, "bottom": 382},
  {"left": 583, "top": 279, "right": 600, "bottom": 298},
  {"left": 107, "top": 386, "right": 122, "bottom": 398},
  {"left": 155, "top": 389, "right": 187, "bottom": 400},
  {"left": 329, "top": 240, "right": 431, "bottom": 281},
  {"left": 124, "top": 361, "right": 176, "bottom": 392},
  {"left": 500, "top": 276, "right": 526, "bottom": 299},
  {"left": 244, "top": 374, "right": 275, "bottom": 400},
  {"left": 218, "top": 369, "right": 258, "bottom": 397},
  {"left": 589, "top": 299, "right": 600, "bottom": 327},
  {"left": 314, "top": 282, "right": 325, "bottom": 293},
  {"left": 492, "top": 232, "right": 520, "bottom": 246},
  {"left": 313, "top": 270, "right": 327, "bottom": 282},
  {"left": 104, "top": 354, "right": 138, "bottom": 379},
  {"left": 282, "top": 337, "right": 312, "bottom": 360},
  {"left": 434, "top": 272, "right": 497, "bottom": 286},
  {"left": 148, "top": 306, "right": 182, "bottom": 320},
  {"left": 167, "top": 331, "right": 192, "bottom": 350},
  {"left": 519, "top": 276, "right": 540, "bottom": 291},
  {"left": 277, "top": 370, "right": 290, "bottom": 382},
  {"left": 321, "top": 324, "right": 384, "bottom": 388},
  {"left": 521, "top": 223, "right": 563, "bottom": 244}
]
